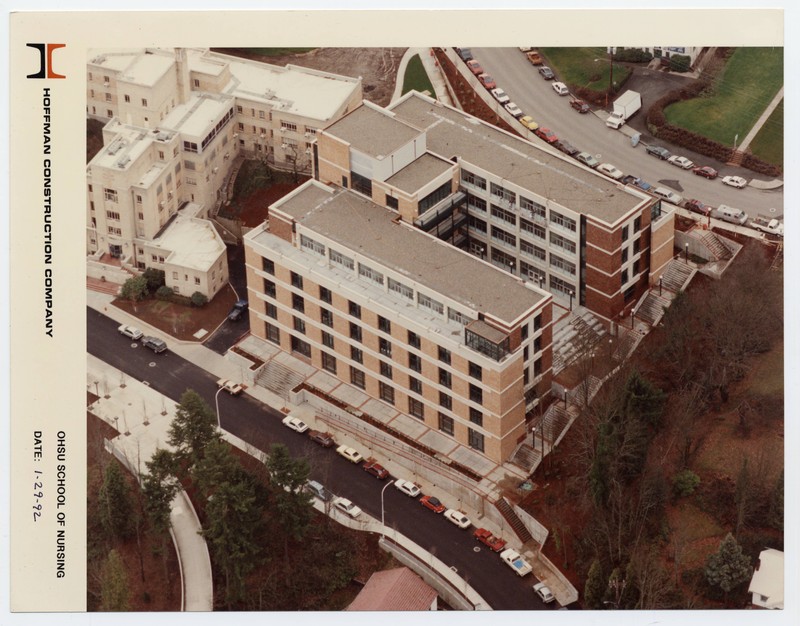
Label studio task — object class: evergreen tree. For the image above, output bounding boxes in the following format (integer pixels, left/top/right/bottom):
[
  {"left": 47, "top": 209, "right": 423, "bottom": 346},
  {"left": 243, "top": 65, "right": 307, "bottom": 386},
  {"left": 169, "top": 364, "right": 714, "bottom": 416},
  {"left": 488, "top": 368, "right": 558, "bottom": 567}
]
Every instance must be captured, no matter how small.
[
  {"left": 583, "top": 558, "right": 606, "bottom": 609},
  {"left": 167, "top": 389, "right": 221, "bottom": 468},
  {"left": 141, "top": 448, "right": 179, "bottom": 537},
  {"left": 193, "top": 439, "right": 243, "bottom": 501},
  {"left": 98, "top": 461, "right": 135, "bottom": 541},
  {"left": 120, "top": 275, "right": 149, "bottom": 304},
  {"left": 266, "top": 443, "right": 313, "bottom": 543},
  {"left": 705, "top": 533, "right": 752, "bottom": 599},
  {"left": 141, "top": 267, "right": 165, "bottom": 292},
  {"left": 100, "top": 550, "right": 130, "bottom": 611}
]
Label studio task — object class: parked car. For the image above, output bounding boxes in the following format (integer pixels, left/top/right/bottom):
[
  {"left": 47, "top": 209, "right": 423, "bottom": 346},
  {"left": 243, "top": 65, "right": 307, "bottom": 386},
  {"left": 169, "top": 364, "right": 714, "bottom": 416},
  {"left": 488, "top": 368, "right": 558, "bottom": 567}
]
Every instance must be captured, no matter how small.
[
  {"left": 473, "top": 527, "right": 507, "bottom": 552},
  {"left": 597, "top": 162, "right": 624, "bottom": 180},
  {"left": 645, "top": 145, "right": 671, "bottom": 160},
  {"left": 504, "top": 102, "right": 523, "bottom": 118},
  {"left": 444, "top": 509, "right": 472, "bottom": 529},
  {"left": 363, "top": 461, "right": 389, "bottom": 479},
  {"left": 652, "top": 186, "right": 684, "bottom": 205},
  {"left": 519, "top": 115, "right": 539, "bottom": 131},
  {"left": 490, "top": 87, "right": 510, "bottom": 105},
  {"left": 228, "top": 299, "right": 248, "bottom": 321},
  {"left": 551, "top": 81, "right": 569, "bottom": 96},
  {"left": 336, "top": 445, "right": 364, "bottom": 464},
  {"left": 686, "top": 199, "right": 713, "bottom": 216},
  {"left": 478, "top": 73, "right": 496, "bottom": 89},
  {"left": 526, "top": 50, "right": 543, "bottom": 65},
  {"left": 308, "top": 429, "right": 335, "bottom": 448},
  {"left": 305, "top": 479, "right": 333, "bottom": 502},
  {"left": 533, "top": 582, "right": 555, "bottom": 604},
  {"left": 538, "top": 66, "right": 555, "bottom": 80},
  {"left": 692, "top": 165, "right": 718, "bottom": 179},
  {"left": 555, "top": 140, "right": 579, "bottom": 157},
  {"left": 667, "top": 155, "right": 695, "bottom": 169},
  {"left": 500, "top": 548, "right": 532, "bottom": 577},
  {"left": 141, "top": 336, "right": 167, "bottom": 353},
  {"left": 714, "top": 204, "right": 748, "bottom": 225},
  {"left": 118, "top": 324, "right": 143, "bottom": 340},
  {"left": 621, "top": 175, "right": 654, "bottom": 192},
  {"left": 576, "top": 152, "right": 600, "bottom": 168},
  {"left": 420, "top": 495, "right": 446, "bottom": 513},
  {"left": 534, "top": 127, "right": 558, "bottom": 144},
  {"left": 722, "top": 175, "right": 748, "bottom": 189},
  {"left": 282, "top": 415, "right": 309, "bottom": 433},
  {"left": 569, "top": 98, "right": 590, "bottom": 113},
  {"left": 750, "top": 216, "right": 784, "bottom": 237},
  {"left": 216, "top": 378, "right": 244, "bottom": 395},
  {"left": 456, "top": 48, "right": 473, "bottom": 62},
  {"left": 333, "top": 497, "right": 362, "bottom": 519},
  {"left": 394, "top": 479, "right": 421, "bottom": 498},
  {"left": 518, "top": 46, "right": 533, "bottom": 53},
  {"left": 466, "top": 59, "right": 483, "bottom": 76}
]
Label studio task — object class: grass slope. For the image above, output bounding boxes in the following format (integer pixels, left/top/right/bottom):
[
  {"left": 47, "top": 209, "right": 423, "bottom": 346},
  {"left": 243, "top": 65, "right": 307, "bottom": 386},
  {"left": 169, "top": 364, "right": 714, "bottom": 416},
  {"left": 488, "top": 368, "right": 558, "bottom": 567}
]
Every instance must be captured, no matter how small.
[
  {"left": 541, "top": 47, "right": 631, "bottom": 94},
  {"left": 402, "top": 54, "right": 435, "bottom": 97}
]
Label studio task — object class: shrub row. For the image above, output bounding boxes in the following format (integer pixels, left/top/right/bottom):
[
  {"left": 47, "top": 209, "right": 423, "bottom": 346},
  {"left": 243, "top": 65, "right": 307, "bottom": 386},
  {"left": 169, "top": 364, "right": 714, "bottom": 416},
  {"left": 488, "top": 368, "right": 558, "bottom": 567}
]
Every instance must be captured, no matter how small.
[
  {"left": 154, "top": 285, "right": 207, "bottom": 307},
  {"left": 612, "top": 48, "right": 653, "bottom": 64}
]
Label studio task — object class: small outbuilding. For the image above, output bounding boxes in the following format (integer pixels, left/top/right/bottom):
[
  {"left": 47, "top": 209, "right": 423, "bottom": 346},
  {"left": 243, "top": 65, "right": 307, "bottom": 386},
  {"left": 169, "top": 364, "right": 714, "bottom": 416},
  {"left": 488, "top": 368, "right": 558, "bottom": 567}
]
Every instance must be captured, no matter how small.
[
  {"left": 346, "top": 567, "right": 438, "bottom": 611},
  {"left": 748, "top": 548, "right": 783, "bottom": 609}
]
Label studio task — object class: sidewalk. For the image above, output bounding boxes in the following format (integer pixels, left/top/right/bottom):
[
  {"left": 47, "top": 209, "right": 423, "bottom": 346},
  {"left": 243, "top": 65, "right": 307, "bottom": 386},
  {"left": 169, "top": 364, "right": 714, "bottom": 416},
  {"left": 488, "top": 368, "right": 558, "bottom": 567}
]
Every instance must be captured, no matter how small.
[{"left": 392, "top": 47, "right": 453, "bottom": 105}]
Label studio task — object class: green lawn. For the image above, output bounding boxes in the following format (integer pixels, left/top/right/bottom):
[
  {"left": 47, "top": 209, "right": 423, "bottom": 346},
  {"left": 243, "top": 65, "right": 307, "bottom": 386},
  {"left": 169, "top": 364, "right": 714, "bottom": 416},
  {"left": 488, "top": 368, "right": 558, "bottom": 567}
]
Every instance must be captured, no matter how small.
[
  {"left": 747, "top": 99, "right": 783, "bottom": 168},
  {"left": 540, "top": 47, "right": 631, "bottom": 94},
  {"left": 664, "top": 47, "right": 783, "bottom": 153},
  {"left": 402, "top": 54, "right": 435, "bottom": 97}
]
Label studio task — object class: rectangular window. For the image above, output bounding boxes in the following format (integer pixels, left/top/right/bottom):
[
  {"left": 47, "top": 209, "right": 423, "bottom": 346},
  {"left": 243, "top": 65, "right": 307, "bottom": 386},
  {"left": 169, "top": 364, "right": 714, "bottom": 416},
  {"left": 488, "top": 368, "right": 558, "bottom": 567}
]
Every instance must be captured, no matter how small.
[
  {"left": 379, "top": 382, "right": 395, "bottom": 405},
  {"left": 386, "top": 195, "right": 399, "bottom": 210},
  {"left": 105, "top": 211, "right": 121, "bottom": 221},
  {"left": 439, "top": 413, "right": 454, "bottom": 436},
  {"left": 262, "top": 258, "right": 275, "bottom": 274},
  {"left": 550, "top": 210, "right": 577, "bottom": 232},
  {"left": 194, "top": 277, "right": 201, "bottom": 285},
  {"left": 408, "top": 397, "right": 424, "bottom": 419},
  {"left": 409, "top": 353, "right": 422, "bottom": 373},
  {"left": 491, "top": 225, "right": 516, "bottom": 247},
  {"left": 469, "top": 362, "right": 482, "bottom": 381},
  {"left": 418, "top": 293, "right": 444, "bottom": 315},
  {"left": 534, "top": 358, "right": 543, "bottom": 377},
  {"left": 409, "top": 377, "right": 422, "bottom": 394},
  {"left": 293, "top": 316, "right": 306, "bottom": 334},
  {"left": 322, "top": 331, "right": 335, "bottom": 349},
  {"left": 633, "top": 238, "right": 641, "bottom": 255},
  {"left": 265, "top": 322, "right": 280, "bottom": 344},
  {"left": 290, "top": 336, "right": 311, "bottom": 357},
  {"left": 519, "top": 196, "right": 546, "bottom": 220},
  {"left": 350, "top": 367, "right": 365, "bottom": 389},
  {"left": 438, "top": 346, "right": 451, "bottom": 365},
  {"left": 322, "top": 352, "right": 337, "bottom": 374},
  {"left": 468, "top": 428, "right": 485, "bottom": 452},
  {"left": 349, "top": 322, "right": 362, "bottom": 342},
  {"left": 550, "top": 254, "right": 576, "bottom": 276},
  {"left": 351, "top": 346, "right": 363, "bottom": 364},
  {"left": 358, "top": 263, "right": 384, "bottom": 286},
  {"left": 321, "top": 308, "right": 334, "bottom": 327},
  {"left": 292, "top": 293, "right": 305, "bottom": 313},
  {"left": 300, "top": 234, "right": 326, "bottom": 256},
  {"left": 550, "top": 232, "right": 577, "bottom": 254},
  {"left": 469, "top": 408, "right": 483, "bottom": 426},
  {"left": 439, "top": 367, "right": 452, "bottom": 388},
  {"left": 621, "top": 269, "right": 629, "bottom": 285},
  {"left": 123, "top": 94, "right": 130, "bottom": 103},
  {"left": 348, "top": 301, "right": 361, "bottom": 319},
  {"left": 103, "top": 188, "right": 118, "bottom": 202},
  {"left": 634, "top": 216, "right": 642, "bottom": 232},
  {"left": 467, "top": 195, "right": 487, "bottom": 213},
  {"left": 380, "top": 361, "right": 393, "bottom": 380},
  {"left": 379, "top": 337, "right": 392, "bottom": 358},
  {"left": 280, "top": 121, "right": 298, "bottom": 132},
  {"left": 319, "top": 286, "right": 333, "bottom": 304},
  {"left": 351, "top": 171, "right": 373, "bottom": 197},
  {"left": 439, "top": 392, "right": 452, "bottom": 410},
  {"left": 622, "top": 247, "right": 629, "bottom": 263},
  {"left": 330, "top": 249, "right": 355, "bottom": 271},
  {"left": 291, "top": 272, "right": 304, "bottom": 289},
  {"left": 266, "top": 303, "right": 277, "bottom": 319},
  {"left": 461, "top": 169, "right": 487, "bottom": 190},
  {"left": 534, "top": 336, "right": 542, "bottom": 353},
  {"left": 490, "top": 182, "right": 515, "bottom": 205},
  {"left": 378, "top": 316, "right": 391, "bottom": 334},
  {"left": 622, "top": 225, "right": 629, "bottom": 242},
  {"left": 388, "top": 277, "right": 414, "bottom": 300},
  {"left": 469, "top": 383, "right": 483, "bottom": 404},
  {"left": 408, "top": 331, "right": 421, "bottom": 349},
  {"left": 490, "top": 204, "right": 516, "bottom": 226},
  {"left": 468, "top": 214, "right": 487, "bottom": 234},
  {"left": 142, "top": 98, "right": 148, "bottom": 107}
]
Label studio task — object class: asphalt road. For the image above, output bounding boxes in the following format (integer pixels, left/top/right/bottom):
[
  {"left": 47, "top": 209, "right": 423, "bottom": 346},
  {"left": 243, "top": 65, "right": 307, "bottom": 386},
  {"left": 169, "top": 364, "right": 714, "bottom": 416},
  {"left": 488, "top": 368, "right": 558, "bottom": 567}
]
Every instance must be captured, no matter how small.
[
  {"left": 87, "top": 307, "right": 555, "bottom": 610},
  {"left": 204, "top": 243, "right": 251, "bottom": 355},
  {"left": 468, "top": 47, "right": 784, "bottom": 219}
]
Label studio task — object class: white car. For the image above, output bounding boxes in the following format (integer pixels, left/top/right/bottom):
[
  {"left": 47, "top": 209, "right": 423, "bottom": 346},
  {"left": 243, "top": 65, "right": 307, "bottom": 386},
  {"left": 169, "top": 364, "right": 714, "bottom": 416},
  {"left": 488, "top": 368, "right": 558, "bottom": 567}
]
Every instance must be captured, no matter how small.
[
  {"left": 500, "top": 548, "right": 532, "bottom": 577},
  {"left": 336, "top": 445, "right": 364, "bottom": 464},
  {"left": 282, "top": 415, "right": 309, "bottom": 433},
  {"left": 118, "top": 324, "right": 143, "bottom": 340},
  {"left": 533, "top": 582, "right": 555, "bottom": 603},
  {"left": 552, "top": 81, "right": 569, "bottom": 96},
  {"left": 667, "top": 155, "right": 695, "bottom": 169},
  {"left": 394, "top": 479, "right": 421, "bottom": 498},
  {"left": 217, "top": 379, "right": 244, "bottom": 396},
  {"left": 490, "top": 88, "right": 510, "bottom": 105},
  {"left": 444, "top": 509, "right": 472, "bottom": 529},
  {"left": 722, "top": 175, "right": 748, "bottom": 189},
  {"left": 504, "top": 102, "right": 523, "bottom": 118},
  {"left": 332, "top": 497, "right": 362, "bottom": 519},
  {"left": 596, "top": 163, "right": 624, "bottom": 180},
  {"left": 652, "top": 186, "right": 684, "bottom": 205}
]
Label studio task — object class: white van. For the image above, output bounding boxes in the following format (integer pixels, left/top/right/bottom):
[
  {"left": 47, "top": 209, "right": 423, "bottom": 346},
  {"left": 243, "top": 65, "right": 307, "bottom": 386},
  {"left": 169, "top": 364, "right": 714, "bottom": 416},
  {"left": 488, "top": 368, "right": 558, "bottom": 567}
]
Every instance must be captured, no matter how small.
[{"left": 714, "top": 204, "right": 748, "bottom": 225}]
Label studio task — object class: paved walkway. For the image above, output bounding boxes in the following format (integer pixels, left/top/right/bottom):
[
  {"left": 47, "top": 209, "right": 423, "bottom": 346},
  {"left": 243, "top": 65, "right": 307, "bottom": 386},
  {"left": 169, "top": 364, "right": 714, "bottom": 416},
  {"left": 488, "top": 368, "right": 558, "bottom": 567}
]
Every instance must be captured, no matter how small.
[
  {"left": 738, "top": 85, "right": 783, "bottom": 152},
  {"left": 392, "top": 47, "right": 453, "bottom": 105}
]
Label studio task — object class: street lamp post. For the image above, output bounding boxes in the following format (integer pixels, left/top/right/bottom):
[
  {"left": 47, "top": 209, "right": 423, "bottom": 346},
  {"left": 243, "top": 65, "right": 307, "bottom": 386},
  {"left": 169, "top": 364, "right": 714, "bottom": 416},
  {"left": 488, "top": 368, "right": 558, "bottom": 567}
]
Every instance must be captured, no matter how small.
[
  {"left": 685, "top": 242, "right": 689, "bottom": 264},
  {"left": 381, "top": 479, "right": 395, "bottom": 535},
  {"left": 214, "top": 386, "right": 225, "bottom": 429},
  {"left": 631, "top": 308, "right": 635, "bottom": 329},
  {"left": 658, "top": 275, "right": 663, "bottom": 296},
  {"left": 569, "top": 290, "right": 574, "bottom": 311}
]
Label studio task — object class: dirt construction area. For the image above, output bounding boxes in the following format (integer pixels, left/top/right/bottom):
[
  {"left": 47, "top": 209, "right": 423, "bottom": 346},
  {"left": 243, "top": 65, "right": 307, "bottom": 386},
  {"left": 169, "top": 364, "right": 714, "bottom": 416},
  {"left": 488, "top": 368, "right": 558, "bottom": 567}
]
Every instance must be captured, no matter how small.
[{"left": 216, "top": 48, "right": 408, "bottom": 107}]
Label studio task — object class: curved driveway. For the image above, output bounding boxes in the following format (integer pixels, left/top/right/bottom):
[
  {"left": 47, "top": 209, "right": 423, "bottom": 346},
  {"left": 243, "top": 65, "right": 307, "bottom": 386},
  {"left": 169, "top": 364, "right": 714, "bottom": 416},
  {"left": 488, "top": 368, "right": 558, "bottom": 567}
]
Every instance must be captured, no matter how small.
[{"left": 467, "top": 47, "right": 783, "bottom": 218}]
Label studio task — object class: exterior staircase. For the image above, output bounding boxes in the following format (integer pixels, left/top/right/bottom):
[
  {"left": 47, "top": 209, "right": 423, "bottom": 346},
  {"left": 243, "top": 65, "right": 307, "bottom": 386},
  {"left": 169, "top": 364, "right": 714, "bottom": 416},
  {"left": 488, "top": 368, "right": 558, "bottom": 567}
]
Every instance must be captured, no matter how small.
[
  {"left": 86, "top": 277, "right": 121, "bottom": 296},
  {"left": 662, "top": 258, "right": 695, "bottom": 291},
  {"left": 699, "top": 230, "right": 733, "bottom": 261},
  {"left": 495, "top": 498, "right": 533, "bottom": 544},
  {"left": 727, "top": 149, "right": 745, "bottom": 167},
  {"left": 509, "top": 401, "right": 573, "bottom": 473},
  {"left": 254, "top": 359, "right": 306, "bottom": 399},
  {"left": 633, "top": 291, "right": 671, "bottom": 327},
  {"left": 552, "top": 311, "right": 609, "bottom": 375}
]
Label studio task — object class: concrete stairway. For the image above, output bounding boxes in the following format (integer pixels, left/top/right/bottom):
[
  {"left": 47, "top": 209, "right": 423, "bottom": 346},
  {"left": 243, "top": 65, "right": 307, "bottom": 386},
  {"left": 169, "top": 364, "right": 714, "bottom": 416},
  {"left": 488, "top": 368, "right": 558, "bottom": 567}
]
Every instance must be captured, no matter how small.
[
  {"left": 633, "top": 291, "right": 671, "bottom": 326},
  {"left": 495, "top": 498, "right": 533, "bottom": 544},
  {"left": 552, "top": 312, "right": 609, "bottom": 375},
  {"left": 86, "top": 277, "right": 121, "bottom": 296},
  {"left": 662, "top": 258, "right": 694, "bottom": 292},
  {"left": 699, "top": 230, "right": 733, "bottom": 261},
  {"left": 255, "top": 359, "right": 306, "bottom": 399}
]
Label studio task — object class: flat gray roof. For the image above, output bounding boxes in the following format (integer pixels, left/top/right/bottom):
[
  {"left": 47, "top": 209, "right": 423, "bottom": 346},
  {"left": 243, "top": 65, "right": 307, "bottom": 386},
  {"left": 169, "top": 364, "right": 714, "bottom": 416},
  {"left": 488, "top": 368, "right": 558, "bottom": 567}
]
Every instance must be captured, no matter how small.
[
  {"left": 272, "top": 182, "right": 547, "bottom": 324},
  {"left": 385, "top": 153, "right": 453, "bottom": 195},
  {"left": 389, "top": 93, "right": 644, "bottom": 225},
  {"left": 323, "top": 105, "right": 422, "bottom": 159}
]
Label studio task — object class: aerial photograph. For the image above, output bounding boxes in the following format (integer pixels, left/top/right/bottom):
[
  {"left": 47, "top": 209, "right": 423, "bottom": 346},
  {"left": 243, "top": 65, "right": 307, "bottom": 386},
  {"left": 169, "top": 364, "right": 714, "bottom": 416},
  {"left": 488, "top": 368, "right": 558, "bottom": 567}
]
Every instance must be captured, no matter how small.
[{"left": 83, "top": 44, "right": 783, "bottom": 612}]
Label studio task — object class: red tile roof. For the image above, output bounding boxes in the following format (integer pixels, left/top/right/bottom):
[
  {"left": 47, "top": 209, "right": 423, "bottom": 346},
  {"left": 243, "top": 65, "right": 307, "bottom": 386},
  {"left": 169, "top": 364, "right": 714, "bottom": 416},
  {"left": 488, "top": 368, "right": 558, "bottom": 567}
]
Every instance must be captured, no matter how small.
[{"left": 346, "top": 567, "right": 437, "bottom": 611}]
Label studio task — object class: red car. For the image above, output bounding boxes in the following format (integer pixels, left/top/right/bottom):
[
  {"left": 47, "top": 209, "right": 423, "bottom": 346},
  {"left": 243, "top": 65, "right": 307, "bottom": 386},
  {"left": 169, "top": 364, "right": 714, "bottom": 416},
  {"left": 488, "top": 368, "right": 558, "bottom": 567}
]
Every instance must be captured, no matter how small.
[
  {"left": 692, "top": 166, "right": 718, "bottom": 179},
  {"left": 474, "top": 527, "right": 507, "bottom": 552},
  {"left": 363, "top": 461, "right": 389, "bottom": 480},
  {"left": 686, "top": 199, "right": 712, "bottom": 216},
  {"left": 534, "top": 127, "right": 558, "bottom": 144},
  {"left": 569, "top": 99, "right": 590, "bottom": 114},
  {"left": 478, "top": 73, "right": 496, "bottom": 89},
  {"left": 466, "top": 59, "right": 483, "bottom": 76},
  {"left": 420, "top": 495, "right": 446, "bottom": 513}
]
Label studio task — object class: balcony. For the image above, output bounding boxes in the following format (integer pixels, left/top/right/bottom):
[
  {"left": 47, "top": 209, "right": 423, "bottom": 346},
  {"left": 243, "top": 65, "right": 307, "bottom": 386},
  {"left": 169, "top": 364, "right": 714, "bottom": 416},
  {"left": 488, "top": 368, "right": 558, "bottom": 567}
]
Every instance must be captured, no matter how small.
[
  {"left": 465, "top": 320, "right": 511, "bottom": 362},
  {"left": 414, "top": 191, "right": 467, "bottom": 232}
]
